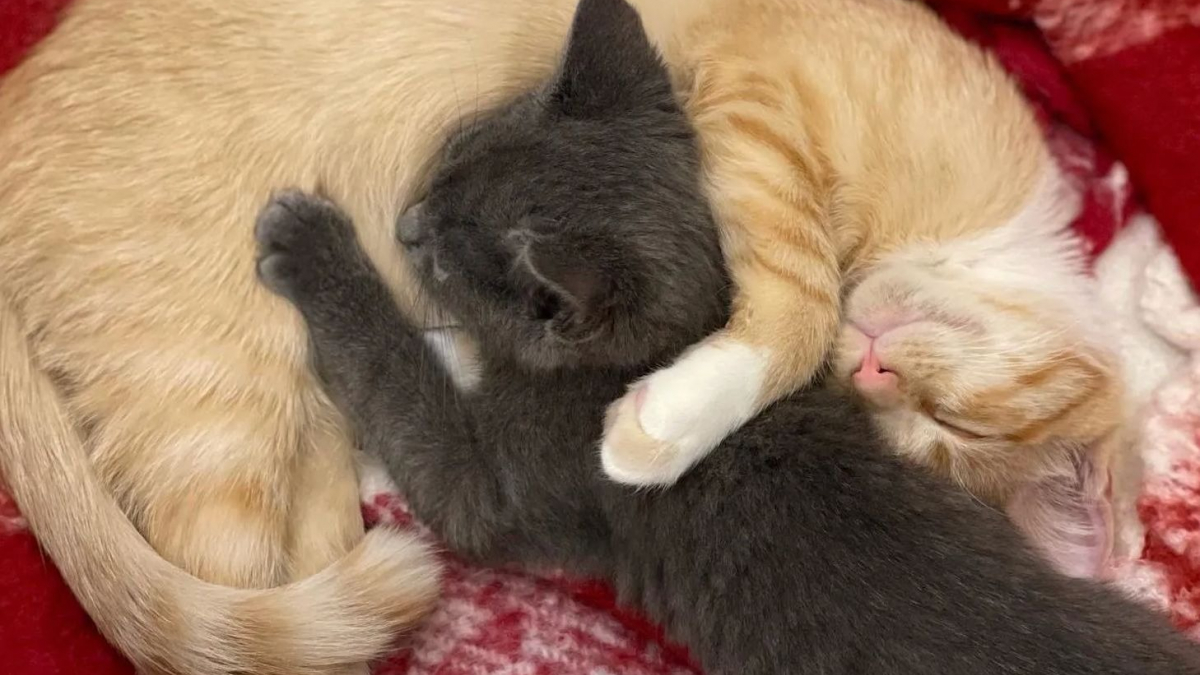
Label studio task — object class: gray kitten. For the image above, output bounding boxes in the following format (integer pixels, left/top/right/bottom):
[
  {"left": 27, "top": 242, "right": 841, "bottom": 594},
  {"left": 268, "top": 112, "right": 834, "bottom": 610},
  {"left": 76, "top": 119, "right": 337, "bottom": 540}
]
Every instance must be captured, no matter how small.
[{"left": 253, "top": 0, "right": 1200, "bottom": 672}]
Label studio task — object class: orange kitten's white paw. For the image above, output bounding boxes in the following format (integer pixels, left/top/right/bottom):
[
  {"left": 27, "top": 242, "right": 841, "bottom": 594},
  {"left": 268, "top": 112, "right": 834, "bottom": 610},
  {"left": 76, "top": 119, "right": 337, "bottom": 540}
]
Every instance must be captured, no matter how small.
[
  {"left": 600, "top": 342, "right": 767, "bottom": 486},
  {"left": 600, "top": 387, "right": 683, "bottom": 485}
]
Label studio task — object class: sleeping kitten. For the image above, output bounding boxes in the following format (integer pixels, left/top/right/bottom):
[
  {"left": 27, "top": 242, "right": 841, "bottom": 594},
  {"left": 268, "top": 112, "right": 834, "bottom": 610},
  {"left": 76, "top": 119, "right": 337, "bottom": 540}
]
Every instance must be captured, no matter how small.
[
  {"left": 831, "top": 227, "right": 1124, "bottom": 578},
  {"left": 255, "top": 1, "right": 1199, "bottom": 672},
  {"left": 593, "top": 0, "right": 1124, "bottom": 578}
]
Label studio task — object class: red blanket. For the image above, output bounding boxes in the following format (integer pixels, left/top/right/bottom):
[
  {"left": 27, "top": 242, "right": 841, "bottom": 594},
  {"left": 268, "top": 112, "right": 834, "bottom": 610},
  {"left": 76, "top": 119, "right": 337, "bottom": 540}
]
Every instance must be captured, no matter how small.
[{"left": 1, "top": 1, "right": 1198, "bottom": 673}]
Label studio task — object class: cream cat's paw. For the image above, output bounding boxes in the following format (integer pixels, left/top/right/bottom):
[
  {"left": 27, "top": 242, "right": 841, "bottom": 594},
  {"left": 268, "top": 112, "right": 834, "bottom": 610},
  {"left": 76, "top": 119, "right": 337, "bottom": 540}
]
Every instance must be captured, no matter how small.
[{"left": 600, "top": 341, "right": 767, "bottom": 486}]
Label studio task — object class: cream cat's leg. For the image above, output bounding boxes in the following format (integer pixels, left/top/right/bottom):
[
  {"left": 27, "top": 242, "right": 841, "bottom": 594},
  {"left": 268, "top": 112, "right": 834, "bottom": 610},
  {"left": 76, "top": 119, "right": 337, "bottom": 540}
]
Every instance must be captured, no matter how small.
[
  {"left": 67, "top": 314, "right": 324, "bottom": 588},
  {"left": 603, "top": 188, "right": 840, "bottom": 485},
  {"left": 94, "top": 395, "right": 301, "bottom": 588},
  {"left": 285, "top": 412, "right": 366, "bottom": 579},
  {"left": 287, "top": 418, "right": 372, "bottom": 675}
]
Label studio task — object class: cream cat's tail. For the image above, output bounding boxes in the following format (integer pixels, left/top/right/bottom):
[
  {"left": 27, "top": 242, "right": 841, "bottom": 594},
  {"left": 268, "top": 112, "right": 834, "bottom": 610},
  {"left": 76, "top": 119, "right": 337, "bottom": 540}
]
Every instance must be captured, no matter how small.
[{"left": 0, "top": 294, "right": 440, "bottom": 675}]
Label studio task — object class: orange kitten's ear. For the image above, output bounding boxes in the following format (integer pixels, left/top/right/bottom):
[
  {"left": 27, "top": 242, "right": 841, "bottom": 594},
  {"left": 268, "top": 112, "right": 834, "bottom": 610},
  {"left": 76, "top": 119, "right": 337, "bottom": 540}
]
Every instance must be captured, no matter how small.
[{"left": 1004, "top": 444, "right": 1114, "bottom": 579}]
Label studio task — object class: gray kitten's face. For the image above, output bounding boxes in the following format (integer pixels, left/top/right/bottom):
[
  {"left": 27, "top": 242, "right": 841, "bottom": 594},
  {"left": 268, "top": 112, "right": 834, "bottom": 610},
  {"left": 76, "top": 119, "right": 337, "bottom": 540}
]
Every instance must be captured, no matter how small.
[{"left": 399, "top": 0, "right": 728, "bottom": 370}]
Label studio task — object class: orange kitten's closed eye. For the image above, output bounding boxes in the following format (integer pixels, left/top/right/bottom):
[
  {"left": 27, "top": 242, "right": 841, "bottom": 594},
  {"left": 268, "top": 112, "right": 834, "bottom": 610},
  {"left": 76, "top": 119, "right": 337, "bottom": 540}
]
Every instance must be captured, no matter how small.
[{"left": 836, "top": 239, "right": 1125, "bottom": 579}]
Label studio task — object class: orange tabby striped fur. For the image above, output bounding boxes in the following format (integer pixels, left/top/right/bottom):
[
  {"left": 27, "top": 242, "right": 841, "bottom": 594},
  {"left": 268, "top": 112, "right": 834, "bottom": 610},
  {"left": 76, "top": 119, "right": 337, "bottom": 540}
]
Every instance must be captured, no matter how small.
[
  {"left": 602, "top": 0, "right": 1046, "bottom": 481},
  {"left": 600, "top": 0, "right": 1126, "bottom": 579}
]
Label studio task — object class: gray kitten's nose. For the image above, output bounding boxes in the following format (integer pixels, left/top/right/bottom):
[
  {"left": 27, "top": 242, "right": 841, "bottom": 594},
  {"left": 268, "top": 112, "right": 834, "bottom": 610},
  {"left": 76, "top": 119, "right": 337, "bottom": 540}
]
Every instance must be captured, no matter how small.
[{"left": 397, "top": 202, "right": 426, "bottom": 248}]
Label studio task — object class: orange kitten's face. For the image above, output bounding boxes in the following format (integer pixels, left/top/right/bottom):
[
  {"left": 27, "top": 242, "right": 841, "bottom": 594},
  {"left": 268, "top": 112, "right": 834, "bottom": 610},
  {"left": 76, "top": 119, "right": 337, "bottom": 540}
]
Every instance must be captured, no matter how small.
[{"left": 833, "top": 255, "right": 1120, "bottom": 506}]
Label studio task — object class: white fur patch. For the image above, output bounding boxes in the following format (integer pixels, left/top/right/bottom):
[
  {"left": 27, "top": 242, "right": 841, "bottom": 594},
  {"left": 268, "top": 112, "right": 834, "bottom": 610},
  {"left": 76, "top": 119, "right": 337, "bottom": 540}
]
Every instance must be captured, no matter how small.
[
  {"left": 915, "top": 163, "right": 1107, "bottom": 343},
  {"left": 1005, "top": 163, "right": 1081, "bottom": 237},
  {"left": 356, "top": 451, "right": 400, "bottom": 503},
  {"left": 886, "top": 164, "right": 1083, "bottom": 290},
  {"left": 1094, "top": 216, "right": 1185, "bottom": 405},
  {"left": 626, "top": 340, "right": 767, "bottom": 481},
  {"left": 422, "top": 328, "right": 481, "bottom": 392}
]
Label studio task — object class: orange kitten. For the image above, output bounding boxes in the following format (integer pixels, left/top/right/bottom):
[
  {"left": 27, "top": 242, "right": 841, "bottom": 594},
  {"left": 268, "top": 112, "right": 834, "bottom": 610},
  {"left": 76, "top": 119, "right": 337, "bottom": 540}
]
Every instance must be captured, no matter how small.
[{"left": 599, "top": 0, "right": 1124, "bottom": 574}]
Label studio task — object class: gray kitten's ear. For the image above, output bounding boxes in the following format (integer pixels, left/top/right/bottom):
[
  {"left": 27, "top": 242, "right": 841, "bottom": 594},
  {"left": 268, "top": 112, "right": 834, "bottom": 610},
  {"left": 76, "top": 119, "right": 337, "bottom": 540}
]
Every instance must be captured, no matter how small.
[
  {"left": 550, "top": 0, "right": 672, "bottom": 116},
  {"left": 507, "top": 227, "right": 610, "bottom": 343}
]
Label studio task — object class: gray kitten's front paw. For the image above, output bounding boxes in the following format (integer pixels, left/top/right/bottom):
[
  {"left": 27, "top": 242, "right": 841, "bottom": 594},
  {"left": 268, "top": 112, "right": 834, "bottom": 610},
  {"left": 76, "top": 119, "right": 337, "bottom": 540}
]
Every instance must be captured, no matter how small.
[{"left": 254, "top": 189, "right": 361, "bottom": 302}]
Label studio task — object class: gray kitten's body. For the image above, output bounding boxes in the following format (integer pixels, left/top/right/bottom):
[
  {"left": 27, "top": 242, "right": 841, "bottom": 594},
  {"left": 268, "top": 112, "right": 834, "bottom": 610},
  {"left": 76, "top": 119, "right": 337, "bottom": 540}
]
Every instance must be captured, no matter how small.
[
  {"left": 264, "top": 191, "right": 1200, "bottom": 674},
  {"left": 253, "top": 1, "right": 1200, "bottom": 673}
]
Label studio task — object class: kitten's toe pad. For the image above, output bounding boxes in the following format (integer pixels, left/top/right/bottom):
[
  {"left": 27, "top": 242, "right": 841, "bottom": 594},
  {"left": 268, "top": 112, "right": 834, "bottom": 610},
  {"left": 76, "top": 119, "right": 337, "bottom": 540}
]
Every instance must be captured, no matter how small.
[
  {"left": 600, "top": 342, "right": 768, "bottom": 486},
  {"left": 254, "top": 189, "right": 355, "bottom": 297}
]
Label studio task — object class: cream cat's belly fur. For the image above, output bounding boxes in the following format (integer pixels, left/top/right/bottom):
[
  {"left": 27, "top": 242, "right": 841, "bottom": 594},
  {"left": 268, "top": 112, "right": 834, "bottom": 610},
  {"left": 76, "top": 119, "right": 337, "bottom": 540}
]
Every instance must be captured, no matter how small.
[{"left": 0, "top": 0, "right": 577, "bottom": 672}]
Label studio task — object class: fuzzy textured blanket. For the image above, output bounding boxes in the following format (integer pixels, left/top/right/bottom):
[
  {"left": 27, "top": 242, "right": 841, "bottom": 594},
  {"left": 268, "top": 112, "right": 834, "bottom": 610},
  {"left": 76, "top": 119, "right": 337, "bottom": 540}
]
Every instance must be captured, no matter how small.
[{"left": 1, "top": 0, "right": 1198, "bottom": 673}]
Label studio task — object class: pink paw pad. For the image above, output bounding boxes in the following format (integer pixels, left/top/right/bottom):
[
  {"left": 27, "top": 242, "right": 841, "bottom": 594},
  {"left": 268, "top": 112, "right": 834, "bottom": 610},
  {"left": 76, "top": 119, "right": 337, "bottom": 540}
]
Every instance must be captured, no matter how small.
[{"left": 632, "top": 385, "right": 648, "bottom": 416}]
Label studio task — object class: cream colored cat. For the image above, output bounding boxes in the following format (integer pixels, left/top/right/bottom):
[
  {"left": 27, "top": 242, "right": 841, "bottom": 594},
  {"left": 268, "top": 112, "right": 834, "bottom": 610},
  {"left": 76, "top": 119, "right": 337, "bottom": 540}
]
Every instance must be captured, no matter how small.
[
  {"left": 0, "top": 0, "right": 582, "bottom": 672},
  {"left": 598, "top": 0, "right": 1126, "bottom": 575}
]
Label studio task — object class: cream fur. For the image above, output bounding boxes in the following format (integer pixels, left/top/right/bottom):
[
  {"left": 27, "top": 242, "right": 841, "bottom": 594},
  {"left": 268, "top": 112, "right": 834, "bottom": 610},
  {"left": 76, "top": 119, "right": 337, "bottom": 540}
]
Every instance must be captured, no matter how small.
[
  {"left": 0, "top": 0, "right": 579, "bottom": 671},
  {"left": 0, "top": 289, "right": 439, "bottom": 674}
]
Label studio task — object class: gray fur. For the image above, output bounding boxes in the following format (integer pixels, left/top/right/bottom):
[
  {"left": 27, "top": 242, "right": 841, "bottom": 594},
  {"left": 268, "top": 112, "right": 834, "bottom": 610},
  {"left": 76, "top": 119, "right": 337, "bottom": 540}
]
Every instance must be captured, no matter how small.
[{"left": 254, "top": 0, "right": 1200, "bottom": 672}]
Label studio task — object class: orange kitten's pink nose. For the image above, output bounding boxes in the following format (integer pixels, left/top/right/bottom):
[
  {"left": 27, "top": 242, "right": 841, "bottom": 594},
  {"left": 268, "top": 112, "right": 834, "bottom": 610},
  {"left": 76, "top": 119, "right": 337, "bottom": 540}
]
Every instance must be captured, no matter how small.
[{"left": 852, "top": 344, "right": 900, "bottom": 402}]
